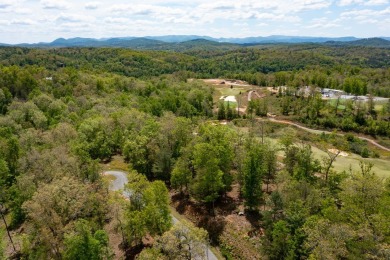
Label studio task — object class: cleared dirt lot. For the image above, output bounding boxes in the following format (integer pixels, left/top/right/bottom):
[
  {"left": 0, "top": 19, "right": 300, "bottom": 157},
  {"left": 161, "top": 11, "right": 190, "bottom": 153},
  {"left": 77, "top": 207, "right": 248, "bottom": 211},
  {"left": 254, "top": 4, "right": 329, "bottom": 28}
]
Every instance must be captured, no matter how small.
[
  {"left": 202, "top": 78, "right": 267, "bottom": 114},
  {"left": 203, "top": 79, "right": 251, "bottom": 87}
]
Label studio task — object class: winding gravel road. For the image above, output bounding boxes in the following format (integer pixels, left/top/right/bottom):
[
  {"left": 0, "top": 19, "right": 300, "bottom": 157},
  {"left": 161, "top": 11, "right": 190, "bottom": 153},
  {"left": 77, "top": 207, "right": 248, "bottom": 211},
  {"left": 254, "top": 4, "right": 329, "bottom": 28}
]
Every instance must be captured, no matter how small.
[
  {"left": 104, "top": 170, "right": 218, "bottom": 260},
  {"left": 248, "top": 90, "right": 262, "bottom": 102}
]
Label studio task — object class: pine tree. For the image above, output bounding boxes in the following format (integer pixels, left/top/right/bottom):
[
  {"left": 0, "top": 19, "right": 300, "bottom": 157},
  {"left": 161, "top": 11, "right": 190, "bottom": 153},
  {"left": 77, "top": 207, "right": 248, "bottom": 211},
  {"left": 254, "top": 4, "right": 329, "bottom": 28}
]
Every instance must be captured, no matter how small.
[
  {"left": 217, "top": 101, "right": 226, "bottom": 120},
  {"left": 243, "top": 141, "right": 265, "bottom": 210}
]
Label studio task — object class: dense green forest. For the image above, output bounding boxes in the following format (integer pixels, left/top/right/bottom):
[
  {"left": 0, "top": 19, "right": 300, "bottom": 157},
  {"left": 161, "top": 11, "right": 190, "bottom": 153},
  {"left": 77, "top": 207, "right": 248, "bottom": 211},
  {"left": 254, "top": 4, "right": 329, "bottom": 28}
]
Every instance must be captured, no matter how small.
[
  {"left": 1, "top": 44, "right": 390, "bottom": 96},
  {"left": 0, "top": 45, "right": 389, "bottom": 259}
]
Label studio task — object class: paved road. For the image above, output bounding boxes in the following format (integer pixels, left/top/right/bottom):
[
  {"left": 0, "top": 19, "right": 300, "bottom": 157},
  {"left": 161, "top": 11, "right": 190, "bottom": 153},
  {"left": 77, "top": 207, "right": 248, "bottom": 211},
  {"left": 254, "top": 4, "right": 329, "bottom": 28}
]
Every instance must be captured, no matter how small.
[
  {"left": 266, "top": 118, "right": 390, "bottom": 152},
  {"left": 104, "top": 170, "right": 218, "bottom": 260},
  {"left": 105, "top": 170, "right": 132, "bottom": 198},
  {"left": 105, "top": 170, "right": 128, "bottom": 190}
]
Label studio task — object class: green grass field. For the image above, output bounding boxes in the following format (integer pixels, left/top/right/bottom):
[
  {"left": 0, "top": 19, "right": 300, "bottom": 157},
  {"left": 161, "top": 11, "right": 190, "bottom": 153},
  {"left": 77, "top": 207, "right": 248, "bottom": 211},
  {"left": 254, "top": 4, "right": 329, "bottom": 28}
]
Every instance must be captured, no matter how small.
[
  {"left": 224, "top": 101, "right": 237, "bottom": 108},
  {"left": 328, "top": 98, "right": 388, "bottom": 112},
  {"left": 263, "top": 136, "right": 390, "bottom": 178},
  {"left": 310, "top": 146, "right": 390, "bottom": 178},
  {"left": 327, "top": 99, "right": 346, "bottom": 110},
  {"left": 217, "top": 87, "right": 245, "bottom": 96},
  {"left": 100, "top": 155, "right": 129, "bottom": 172},
  {"left": 374, "top": 100, "right": 388, "bottom": 112}
]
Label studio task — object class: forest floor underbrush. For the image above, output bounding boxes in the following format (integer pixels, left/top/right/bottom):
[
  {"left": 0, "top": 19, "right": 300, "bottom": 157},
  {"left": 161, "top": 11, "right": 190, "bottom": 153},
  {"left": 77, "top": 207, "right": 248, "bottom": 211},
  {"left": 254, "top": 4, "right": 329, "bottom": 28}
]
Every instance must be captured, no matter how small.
[{"left": 170, "top": 183, "right": 265, "bottom": 259}]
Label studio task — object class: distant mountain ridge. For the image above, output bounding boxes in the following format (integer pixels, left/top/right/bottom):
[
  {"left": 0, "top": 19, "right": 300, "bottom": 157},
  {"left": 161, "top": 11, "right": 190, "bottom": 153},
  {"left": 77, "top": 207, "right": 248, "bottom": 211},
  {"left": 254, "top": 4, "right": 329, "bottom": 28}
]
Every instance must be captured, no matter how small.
[
  {"left": 324, "top": 38, "right": 390, "bottom": 48},
  {"left": 1, "top": 35, "right": 390, "bottom": 49}
]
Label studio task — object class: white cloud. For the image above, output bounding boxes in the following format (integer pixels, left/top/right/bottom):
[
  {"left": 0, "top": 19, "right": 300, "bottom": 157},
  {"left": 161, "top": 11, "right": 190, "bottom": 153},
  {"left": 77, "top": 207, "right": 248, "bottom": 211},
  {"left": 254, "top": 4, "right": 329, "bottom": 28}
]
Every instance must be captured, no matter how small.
[
  {"left": 85, "top": 2, "right": 100, "bottom": 10},
  {"left": 249, "top": 0, "right": 332, "bottom": 14},
  {"left": 0, "top": 0, "right": 387, "bottom": 44},
  {"left": 306, "top": 17, "right": 340, "bottom": 29},
  {"left": 341, "top": 7, "right": 390, "bottom": 18},
  {"left": 56, "top": 13, "right": 94, "bottom": 23},
  {"left": 197, "top": 2, "right": 239, "bottom": 11},
  {"left": 11, "top": 19, "right": 37, "bottom": 26},
  {"left": 339, "top": 0, "right": 361, "bottom": 6},
  {"left": 256, "top": 13, "right": 301, "bottom": 22},
  {"left": 364, "top": 0, "right": 389, "bottom": 5},
  {"left": 40, "top": 0, "right": 70, "bottom": 10},
  {"left": 12, "top": 7, "right": 32, "bottom": 14},
  {"left": 59, "top": 22, "right": 91, "bottom": 29},
  {"left": 104, "top": 17, "right": 131, "bottom": 24},
  {"left": 191, "top": 1, "right": 305, "bottom": 24},
  {"left": 0, "top": 0, "right": 32, "bottom": 17},
  {"left": 307, "top": 22, "right": 340, "bottom": 28},
  {"left": 358, "top": 18, "right": 379, "bottom": 23},
  {"left": 110, "top": 4, "right": 182, "bottom": 16},
  {"left": 233, "top": 22, "right": 249, "bottom": 26},
  {"left": 339, "top": 0, "right": 389, "bottom": 5},
  {"left": 0, "top": 1, "right": 12, "bottom": 9},
  {"left": 0, "top": 0, "right": 23, "bottom": 11},
  {"left": 295, "top": 0, "right": 332, "bottom": 11}
]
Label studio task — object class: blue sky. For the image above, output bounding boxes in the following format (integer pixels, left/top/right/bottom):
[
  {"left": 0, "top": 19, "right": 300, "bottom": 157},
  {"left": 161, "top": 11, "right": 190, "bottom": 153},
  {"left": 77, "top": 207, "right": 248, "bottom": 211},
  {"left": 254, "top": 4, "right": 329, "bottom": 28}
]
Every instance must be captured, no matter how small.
[{"left": 0, "top": 0, "right": 389, "bottom": 44}]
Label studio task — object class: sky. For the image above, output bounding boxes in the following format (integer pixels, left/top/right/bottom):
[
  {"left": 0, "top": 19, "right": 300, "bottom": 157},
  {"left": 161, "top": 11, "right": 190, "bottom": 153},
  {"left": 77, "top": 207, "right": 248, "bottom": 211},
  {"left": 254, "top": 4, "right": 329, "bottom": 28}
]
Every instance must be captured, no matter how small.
[{"left": 0, "top": 0, "right": 389, "bottom": 44}]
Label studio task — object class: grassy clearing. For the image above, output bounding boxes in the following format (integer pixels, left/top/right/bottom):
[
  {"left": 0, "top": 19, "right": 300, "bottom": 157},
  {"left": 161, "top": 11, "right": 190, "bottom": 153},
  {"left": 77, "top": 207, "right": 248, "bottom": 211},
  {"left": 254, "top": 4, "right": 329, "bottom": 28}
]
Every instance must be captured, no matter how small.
[
  {"left": 328, "top": 98, "right": 388, "bottom": 112},
  {"left": 327, "top": 99, "right": 346, "bottom": 110},
  {"left": 310, "top": 146, "right": 390, "bottom": 178},
  {"left": 217, "top": 87, "right": 245, "bottom": 96},
  {"left": 374, "top": 100, "right": 388, "bottom": 110},
  {"left": 224, "top": 101, "right": 237, "bottom": 108},
  {"left": 261, "top": 132, "right": 390, "bottom": 178},
  {"left": 102, "top": 174, "right": 117, "bottom": 182},
  {"left": 266, "top": 135, "right": 390, "bottom": 178},
  {"left": 375, "top": 104, "right": 384, "bottom": 111},
  {"left": 100, "top": 155, "right": 128, "bottom": 172},
  {"left": 206, "top": 79, "right": 257, "bottom": 111}
]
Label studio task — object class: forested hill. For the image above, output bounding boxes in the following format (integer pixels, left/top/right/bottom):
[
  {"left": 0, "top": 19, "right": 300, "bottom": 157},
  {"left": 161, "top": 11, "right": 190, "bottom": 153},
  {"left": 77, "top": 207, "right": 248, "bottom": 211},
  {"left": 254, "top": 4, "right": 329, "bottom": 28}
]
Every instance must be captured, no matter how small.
[
  {"left": 1, "top": 44, "right": 390, "bottom": 96},
  {"left": 9, "top": 38, "right": 239, "bottom": 52},
  {"left": 2, "top": 36, "right": 390, "bottom": 49},
  {"left": 324, "top": 38, "right": 390, "bottom": 48}
]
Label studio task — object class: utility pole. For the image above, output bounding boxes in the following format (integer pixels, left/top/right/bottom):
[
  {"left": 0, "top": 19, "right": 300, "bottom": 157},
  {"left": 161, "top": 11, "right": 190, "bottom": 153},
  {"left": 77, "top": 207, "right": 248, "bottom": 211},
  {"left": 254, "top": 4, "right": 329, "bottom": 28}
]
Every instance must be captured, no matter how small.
[
  {"left": 237, "top": 94, "right": 240, "bottom": 117},
  {"left": 261, "top": 120, "right": 264, "bottom": 144}
]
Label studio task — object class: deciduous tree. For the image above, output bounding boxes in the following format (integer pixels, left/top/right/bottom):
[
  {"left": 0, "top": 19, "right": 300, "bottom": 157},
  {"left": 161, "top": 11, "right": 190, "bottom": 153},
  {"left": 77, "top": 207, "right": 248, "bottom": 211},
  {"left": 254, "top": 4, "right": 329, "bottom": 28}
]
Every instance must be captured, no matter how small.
[
  {"left": 154, "top": 220, "right": 208, "bottom": 260},
  {"left": 63, "top": 219, "right": 111, "bottom": 260},
  {"left": 124, "top": 173, "right": 171, "bottom": 247}
]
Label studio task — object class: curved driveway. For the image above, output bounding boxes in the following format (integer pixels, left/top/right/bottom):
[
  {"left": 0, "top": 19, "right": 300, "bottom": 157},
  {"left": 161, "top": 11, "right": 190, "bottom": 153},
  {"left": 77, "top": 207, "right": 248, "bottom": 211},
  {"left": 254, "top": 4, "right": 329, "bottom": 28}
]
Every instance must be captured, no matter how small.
[{"left": 104, "top": 170, "right": 219, "bottom": 260}]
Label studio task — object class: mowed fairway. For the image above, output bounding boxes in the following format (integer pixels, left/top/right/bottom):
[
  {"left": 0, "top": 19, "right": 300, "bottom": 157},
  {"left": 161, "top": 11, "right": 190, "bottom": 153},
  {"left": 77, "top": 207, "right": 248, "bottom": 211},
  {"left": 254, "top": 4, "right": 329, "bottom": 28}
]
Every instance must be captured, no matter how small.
[
  {"left": 310, "top": 146, "right": 390, "bottom": 178},
  {"left": 262, "top": 136, "right": 390, "bottom": 178}
]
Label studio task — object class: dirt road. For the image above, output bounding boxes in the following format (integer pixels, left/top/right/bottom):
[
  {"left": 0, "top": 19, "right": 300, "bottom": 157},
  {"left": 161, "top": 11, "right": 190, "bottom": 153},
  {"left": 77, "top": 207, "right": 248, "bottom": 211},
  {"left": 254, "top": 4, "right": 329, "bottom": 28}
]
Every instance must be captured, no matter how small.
[{"left": 248, "top": 90, "right": 263, "bottom": 101}]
